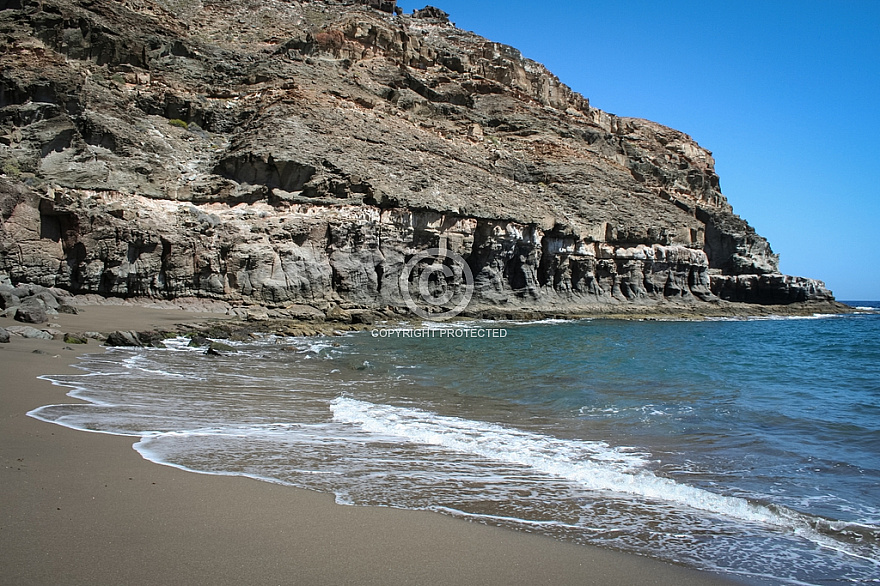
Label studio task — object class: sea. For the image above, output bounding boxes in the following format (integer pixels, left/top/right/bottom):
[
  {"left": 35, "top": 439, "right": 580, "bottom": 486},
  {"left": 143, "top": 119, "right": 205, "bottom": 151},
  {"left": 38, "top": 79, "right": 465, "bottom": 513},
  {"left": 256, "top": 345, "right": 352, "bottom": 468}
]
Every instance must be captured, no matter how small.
[{"left": 30, "top": 302, "right": 880, "bottom": 585}]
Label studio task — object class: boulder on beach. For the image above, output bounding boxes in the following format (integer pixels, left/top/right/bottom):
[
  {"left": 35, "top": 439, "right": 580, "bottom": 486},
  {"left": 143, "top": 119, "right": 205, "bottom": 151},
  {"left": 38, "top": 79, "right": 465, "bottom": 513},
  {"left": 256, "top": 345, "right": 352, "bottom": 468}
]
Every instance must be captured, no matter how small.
[
  {"left": 105, "top": 331, "right": 143, "bottom": 347},
  {"left": 14, "top": 298, "right": 48, "bottom": 324}
]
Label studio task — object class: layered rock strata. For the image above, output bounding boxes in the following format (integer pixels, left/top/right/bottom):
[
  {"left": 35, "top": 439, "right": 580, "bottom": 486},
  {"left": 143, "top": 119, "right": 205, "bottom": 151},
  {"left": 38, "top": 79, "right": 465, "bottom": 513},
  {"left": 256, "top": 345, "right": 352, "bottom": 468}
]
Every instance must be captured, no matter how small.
[{"left": 0, "top": 0, "right": 834, "bottom": 314}]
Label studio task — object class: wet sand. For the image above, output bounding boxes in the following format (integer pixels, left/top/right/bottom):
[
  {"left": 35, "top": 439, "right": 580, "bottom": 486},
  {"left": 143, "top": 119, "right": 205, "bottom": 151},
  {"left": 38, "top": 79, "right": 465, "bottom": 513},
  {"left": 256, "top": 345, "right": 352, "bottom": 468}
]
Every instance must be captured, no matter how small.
[{"left": 1, "top": 305, "right": 743, "bottom": 585}]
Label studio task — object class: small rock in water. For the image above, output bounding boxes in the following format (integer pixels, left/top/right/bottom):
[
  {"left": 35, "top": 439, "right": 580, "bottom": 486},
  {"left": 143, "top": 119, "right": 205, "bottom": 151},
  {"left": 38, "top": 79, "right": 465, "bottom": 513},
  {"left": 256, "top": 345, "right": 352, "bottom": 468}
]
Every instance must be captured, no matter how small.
[
  {"left": 136, "top": 331, "right": 168, "bottom": 348},
  {"left": 188, "top": 335, "right": 210, "bottom": 347},
  {"left": 105, "top": 331, "right": 142, "bottom": 347},
  {"left": 208, "top": 340, "right": 236, "bottom": 353}
]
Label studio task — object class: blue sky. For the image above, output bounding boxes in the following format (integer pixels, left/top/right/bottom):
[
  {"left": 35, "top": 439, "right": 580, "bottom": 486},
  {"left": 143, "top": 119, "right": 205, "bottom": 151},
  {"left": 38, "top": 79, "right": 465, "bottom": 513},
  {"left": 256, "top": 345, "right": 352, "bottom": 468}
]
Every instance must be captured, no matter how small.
[{"left": 398, "top": 1, "right": 880, "bottom": 300}]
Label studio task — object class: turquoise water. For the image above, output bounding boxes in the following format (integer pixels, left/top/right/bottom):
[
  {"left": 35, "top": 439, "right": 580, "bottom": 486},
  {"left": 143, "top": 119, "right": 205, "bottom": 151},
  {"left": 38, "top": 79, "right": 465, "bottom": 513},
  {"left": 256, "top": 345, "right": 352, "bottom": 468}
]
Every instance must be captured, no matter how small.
[{"left": 31, "top": 304, "right": 880, "bottom": 584}]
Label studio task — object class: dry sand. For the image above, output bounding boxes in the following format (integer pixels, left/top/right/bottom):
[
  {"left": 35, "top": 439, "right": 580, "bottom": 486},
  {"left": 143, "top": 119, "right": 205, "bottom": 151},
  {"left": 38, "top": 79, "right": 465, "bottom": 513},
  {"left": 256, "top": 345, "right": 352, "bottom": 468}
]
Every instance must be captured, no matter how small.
[{"left": 1, "top": 306, "right": 743, "bottom": 585}]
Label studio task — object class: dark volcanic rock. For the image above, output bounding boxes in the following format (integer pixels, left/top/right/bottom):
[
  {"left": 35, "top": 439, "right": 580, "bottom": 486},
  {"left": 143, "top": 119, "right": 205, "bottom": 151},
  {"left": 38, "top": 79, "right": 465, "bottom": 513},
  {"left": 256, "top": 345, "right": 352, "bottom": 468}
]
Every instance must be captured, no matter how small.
[
  {"left": 105, "top": 330, "right": 142, "bottom": 347},
  {"left": 0, "top": 327, "right": 10, "bottom": 343},
  {"left": 14, "top": 298, "right": 48, "bottom": 323},
  {"left": 188, "top": 335, "right": 210, "bottom": 348},
  {"left": 137, "top": 330, "right": 168, "bottom": 347},
  {"left": 413, "top": 6, "right": 450, "bottom": 22},
  {"left": 0, "top": 290, "right": 20, "bottom": 310},
  {"left": 7, "top": 325, "right": 52, "bottom": 339},
  {"left": 0, "top": 0, "right": 833, "bottom": 312},
  {"left": 711, "top": 274, "right": 834, "bottom": 304},
  {"left": 208, "top": 340, "right": 236, "bottom": 352}
]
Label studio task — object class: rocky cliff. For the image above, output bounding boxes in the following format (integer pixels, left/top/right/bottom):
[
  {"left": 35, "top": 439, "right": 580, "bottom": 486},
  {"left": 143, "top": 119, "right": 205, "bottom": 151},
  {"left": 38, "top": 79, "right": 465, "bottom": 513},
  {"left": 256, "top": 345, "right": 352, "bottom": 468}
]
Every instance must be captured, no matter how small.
[{"left": 0, "top": 0, "right": 834, "bottom": 317}]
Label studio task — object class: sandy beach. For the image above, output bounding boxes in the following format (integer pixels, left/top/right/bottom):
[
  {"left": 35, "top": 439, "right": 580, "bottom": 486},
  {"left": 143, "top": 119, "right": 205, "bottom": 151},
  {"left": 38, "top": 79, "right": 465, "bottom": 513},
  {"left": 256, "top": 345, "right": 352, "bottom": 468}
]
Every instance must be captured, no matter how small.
[{"left": 0, "top": 305, "right": 742, "bottom": 585}]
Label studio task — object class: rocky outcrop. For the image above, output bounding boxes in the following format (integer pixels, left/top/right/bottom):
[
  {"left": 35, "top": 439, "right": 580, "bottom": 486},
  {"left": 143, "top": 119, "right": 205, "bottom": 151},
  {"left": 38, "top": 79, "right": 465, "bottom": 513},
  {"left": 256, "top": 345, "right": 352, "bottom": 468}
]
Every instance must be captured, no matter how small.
[
  {"left": 105, "top": 329, "right": 167, "bottom": 347},
  {"left": 351, "top": 0, "right": 398, "bottom": 15},
  {"left": 0, "top": 0, "right": 834, "bottom": 314},
  {"left": 412, "top": 6, "right": 450, "bottom": 23},
  {"left": 710, "top": 274, "right": 833, "bottom": 305},
  {"left": 14, "top": 297, "right": 48, "bottom": 323},
  {"left": 0, "top": 277, "right": 77, "bottom": 322},
  {"left": 1, "top": 184, "right": 725, "bottom": 311}
]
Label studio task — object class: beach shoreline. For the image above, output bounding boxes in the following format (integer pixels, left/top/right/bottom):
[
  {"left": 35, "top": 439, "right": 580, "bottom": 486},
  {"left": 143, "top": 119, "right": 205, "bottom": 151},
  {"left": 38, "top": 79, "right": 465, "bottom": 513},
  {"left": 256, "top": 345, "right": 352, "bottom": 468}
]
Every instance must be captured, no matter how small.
[{"left": 1, "top": 305, "right": 747, "bottom": 585}]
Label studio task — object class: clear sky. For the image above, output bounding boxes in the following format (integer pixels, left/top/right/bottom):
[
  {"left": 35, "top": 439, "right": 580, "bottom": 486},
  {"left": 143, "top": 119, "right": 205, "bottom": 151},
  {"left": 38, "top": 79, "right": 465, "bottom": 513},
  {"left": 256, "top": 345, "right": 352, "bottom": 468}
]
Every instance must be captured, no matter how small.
[{"left": 398, "top": 1, "right": 880, "bottom": 300}]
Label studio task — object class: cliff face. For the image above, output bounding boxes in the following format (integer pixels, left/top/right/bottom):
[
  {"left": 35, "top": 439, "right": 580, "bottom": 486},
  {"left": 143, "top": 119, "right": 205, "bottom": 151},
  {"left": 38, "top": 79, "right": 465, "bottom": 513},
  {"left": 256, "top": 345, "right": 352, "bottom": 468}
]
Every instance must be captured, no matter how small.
[{"left": 0, "top": 0, "right": 833, "bottom": 314}]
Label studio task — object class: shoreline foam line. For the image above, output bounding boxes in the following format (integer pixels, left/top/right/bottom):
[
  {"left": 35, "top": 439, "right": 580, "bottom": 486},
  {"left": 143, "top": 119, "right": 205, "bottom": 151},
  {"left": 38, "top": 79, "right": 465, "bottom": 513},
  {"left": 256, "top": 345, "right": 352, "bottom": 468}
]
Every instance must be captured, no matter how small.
[{"left": 329, "top": 397, "right": 880, "bottom": 565}]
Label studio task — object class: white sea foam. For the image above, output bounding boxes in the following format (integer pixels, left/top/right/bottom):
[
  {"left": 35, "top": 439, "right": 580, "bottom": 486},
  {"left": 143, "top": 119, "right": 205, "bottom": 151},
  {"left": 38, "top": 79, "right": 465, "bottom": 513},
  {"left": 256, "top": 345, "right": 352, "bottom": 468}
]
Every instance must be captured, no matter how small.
[
  {"left": 331, "top": 397, "right": 649, "bottom": 472},
  {"left": 706, "top": 314, "right": 843, "bottom": 322},
  {"left": 430, "top": 505, "right": 586, "bottom": 530},
  {"left": 493, "top": 318, "right": 576, "bottom": 326},
  {"left": 121, "top": 354, "right": 195, "bottom": 379},
  {"left": 290, "top": 339, "right": 337, "bottom": 355},
  {"left": 329, "top": 397, "right": 880, "bottom": 566},
  {"left": 161, "top": 336, "right": 206, "bottom": 351},
  {"left": 578, "top": 404, "right": 694, "bottom": 419},
  {"left": 28, "top": 404, "right": 142, "bottom": 435},
  {"left": 418, "top": 320, "right": 482, "bottom": 329}
]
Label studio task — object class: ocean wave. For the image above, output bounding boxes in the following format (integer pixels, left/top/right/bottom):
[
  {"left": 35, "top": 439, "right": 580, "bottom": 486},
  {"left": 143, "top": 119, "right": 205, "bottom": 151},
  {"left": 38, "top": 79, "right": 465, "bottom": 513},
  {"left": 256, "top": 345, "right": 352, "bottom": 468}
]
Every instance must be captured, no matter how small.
[
  {"left": 330, "top": 397, "right": 880, "bottom": 567},
  {"left": 705, "top": 314, "right": 851, "bottom": 322}
]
